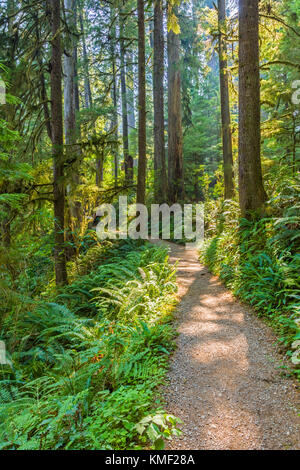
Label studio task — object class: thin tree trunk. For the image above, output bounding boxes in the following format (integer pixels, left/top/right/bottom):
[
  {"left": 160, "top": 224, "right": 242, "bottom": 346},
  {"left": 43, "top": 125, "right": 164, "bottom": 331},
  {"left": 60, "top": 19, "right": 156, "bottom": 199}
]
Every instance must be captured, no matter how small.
[
  {"left": 153, "top": 0, "right": 167, "bottom": 203},
  {"left": 51, "top": 0, "right": 68, "bottom": 286},
  {"left": 64, "top": 0, "right": 82, "bottom": 230},
  {"left": 64, "top": 0, "right": 76, "bottom": 146},
  {"left": 238, "top": 0, "right": 267, "bottom": 217},
  {"left": 113, "top": 75, "right": 119, "bottom": 186},
  {"left": 119, "top": 8, "right": 130, "bottom": 184},
  {"left": 218, "top": 0, "right": 234, "bottom": 200},
  {"left": 1, "top": 0, "right": 16, "bottom": 248},
  {"left": 108, "top": 7, "right": 119, "bottom": 187},
  {"left": 167, "top": 14, "right": 184, "bottom": 203},
  {"left": 35, "top": 16, "right": 52, "bottom": 141},
  {"left": 79, "top": 8, "right": 92, "bottom": 108},
  {"left": 112, "top": 56, "right": 119, "bottom": 186},
  {"left": 137, "top": 0, "right": 147, "bottom": 205},
  {"left": 127, "top": 50, "right": 136, "bottom": 149},
  {"left": 73, "top": 2, "right": 80, "bottom": 113}
]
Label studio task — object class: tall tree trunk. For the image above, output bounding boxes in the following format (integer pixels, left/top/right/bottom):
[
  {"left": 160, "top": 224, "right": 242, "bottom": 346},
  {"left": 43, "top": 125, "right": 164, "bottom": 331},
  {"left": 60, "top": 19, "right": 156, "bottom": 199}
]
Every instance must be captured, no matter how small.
[
  {"left": 111, "top": 51, "right": 119, "bottom": 186},
  {"left": 51, "top": 0, "right": 68, "bottom": 286},
  {"left": 64, "top": 0, "right": 82, "bottom": 229},
  {"left": 35, "top": 16, "right": 52, "bottom": 141},
  {"left": 153, "top": 0, "right": 167, "bottom": 203},
  {"left": 1, "top": 0, "right": 16, "bottom": 247},
  {"left": 112, "top": 57, "right": 119, "bottom": 186},
  {"left": 238, "top": 0, "right": 267, "bottom": 217},
  {"left": 218, "top": 0, "right": 234, "bottom": 200},
  {"left": 73, "top": 2, "right": 80, "bottom": 113},
  {"left": 109, "top": 7, "right": 119, "bottom": 187},
  {"left": 167, "top": 15, "right": 184, "bottom": 203},
  {"left": 137, "top": 0, "right": 146, "bottom": 205},
  {"left": 64, "top": 0, "right": 76, "bottom": 146},
  {"left": 79, "top": 7, "right": 92, "bottom": 108},
  {"left": 119, "top": 8, "right": 130, "bottom": 184},
  {"left": 127, "top": 50, "right": 136, "bottom": 152}
]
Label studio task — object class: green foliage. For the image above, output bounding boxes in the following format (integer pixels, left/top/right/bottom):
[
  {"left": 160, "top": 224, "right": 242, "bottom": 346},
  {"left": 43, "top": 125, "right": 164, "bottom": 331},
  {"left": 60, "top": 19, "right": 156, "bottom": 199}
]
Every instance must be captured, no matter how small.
[{"left": 0, "top": 241, "right": 180, "bottom": 450}]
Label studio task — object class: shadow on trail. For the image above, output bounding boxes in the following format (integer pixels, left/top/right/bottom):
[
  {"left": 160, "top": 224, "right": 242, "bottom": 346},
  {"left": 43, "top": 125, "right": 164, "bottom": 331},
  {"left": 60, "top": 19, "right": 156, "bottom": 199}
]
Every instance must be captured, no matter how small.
[{"left": 156, "top": 242, "right": 299, "bottom": 450}]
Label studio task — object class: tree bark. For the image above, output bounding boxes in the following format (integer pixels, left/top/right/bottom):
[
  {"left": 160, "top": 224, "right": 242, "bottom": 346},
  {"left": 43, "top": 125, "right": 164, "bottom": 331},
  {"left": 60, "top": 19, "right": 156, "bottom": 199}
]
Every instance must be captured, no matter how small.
[
  {"left": 218, "top": 0, "right": 234, "bottom": 200},
  {"left": 136, "top": 0, "right": 147, "bottom": 205},
  {"left": 79, "top": 7, "right": 92, "bottom": 108},
  {"left": 167, "top": 14, "right": 184, "bottom": 203},
  {"left": 64, "top": 0, "right": 82, "bottom": 228},
  {"left": 153, "top": 0, "right": 167, "bottom": 203},
  {"left": 110, "top": 9, "right": 119, "bottom": 187},
  {"left": 73, "top": 1, "right": 80, "bottom": 112},
  {"left": 35, "top": 16, "right": 52, "bottom": 141},
  {"left": 64, "top": 0, "right": 76, "bottom": 147},
  {"left": 119, "top": 8, "right": 130, "bottom": 184},
  {"left": 51, "top": 0, "right": 68, "bottom": 286},
  {"left": 238, "top": 0, "right": 267, "bottom": 217},
  {"left": 127, "top": 50, "right": 136, "bottom": 137}
]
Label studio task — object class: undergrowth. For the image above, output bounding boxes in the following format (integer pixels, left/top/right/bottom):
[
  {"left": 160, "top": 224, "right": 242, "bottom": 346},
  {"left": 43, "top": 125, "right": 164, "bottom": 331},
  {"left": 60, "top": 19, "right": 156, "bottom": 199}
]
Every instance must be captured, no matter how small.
[
  {"left": 200, "top": 180, "right": 300, "bottom": 378},
  {"left": 0, "top": 240, "right": 181, "bottom": 450}
]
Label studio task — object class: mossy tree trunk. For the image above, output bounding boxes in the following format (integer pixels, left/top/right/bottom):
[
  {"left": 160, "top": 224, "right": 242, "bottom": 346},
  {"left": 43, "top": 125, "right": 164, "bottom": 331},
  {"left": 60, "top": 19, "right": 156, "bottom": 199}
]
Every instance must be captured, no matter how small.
[
  {"left": 51, "top": 0, "right": 68, "bottom": 285},
  {"left": 238, "top": 0, "right": 267, "bottom": 217},
  {"left": 218, "top": 0, "right": 234, "bottom": 200}
]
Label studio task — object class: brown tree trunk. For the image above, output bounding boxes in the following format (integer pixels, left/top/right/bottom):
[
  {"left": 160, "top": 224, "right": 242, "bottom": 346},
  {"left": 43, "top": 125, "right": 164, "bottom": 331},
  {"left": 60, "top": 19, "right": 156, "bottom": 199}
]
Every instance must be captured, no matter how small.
[
  {"left": 74, "top": 48, "right": 80, "bottom": 112},
  {"left": 35, "top": 16, "right": 52, "bottom": 141},
  {"left": 112, "top": 58, "right": 119, "bottom": 186},
  {"left": 127, "top": 50, "right": 136, "bottom": 140},
  {"left": 64, "top": 0, "right": 76, "bottom": 146},
  {"left": 136, "top": 0, "right": 146, "bottom": 205},
  {"left": 218, "top": 0, "right": 234, "bottom": 200},
  {"left": 73, "top": 1, "right": 80, "bottom": 113},
  {"left": 64, "top": 0, "right": 82, "bottom": 234},
  {"left": 167, "top": 14, "right": 184, "bottom": 203},
  {"left": 51, "top": 0, "right": 68, "bottom": 286},
  {"left": 119, "top": 8, "right": 130, "bottom": 184},
  {"left": 238, "top": 0, "right": 267, "bottom": 217},
  {"left": 153, "top": 0, "right": 167, "bottom": 203},
  {"left": 1, "top": 0, "right": 15, "bottom": 248},
  {"left": 79, "top": 7, "right": 92, "bottom": 108},
  {"left": 109, "top": 8, "right": 119, "bottom": 187}
]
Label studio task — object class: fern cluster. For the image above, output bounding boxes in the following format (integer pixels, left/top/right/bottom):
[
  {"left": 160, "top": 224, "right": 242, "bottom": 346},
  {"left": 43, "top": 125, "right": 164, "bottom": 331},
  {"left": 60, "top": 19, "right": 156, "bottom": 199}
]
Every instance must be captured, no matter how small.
[{"left": 0, "top": 240, "right": 180, "bottom": 450}]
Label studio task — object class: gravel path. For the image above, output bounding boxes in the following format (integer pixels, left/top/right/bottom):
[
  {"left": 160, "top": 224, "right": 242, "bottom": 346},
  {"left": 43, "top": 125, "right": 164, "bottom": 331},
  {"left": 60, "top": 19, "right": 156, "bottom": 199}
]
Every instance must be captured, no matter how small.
[{"left": 160, "top": 242, "right": 300, "bottom": 450}]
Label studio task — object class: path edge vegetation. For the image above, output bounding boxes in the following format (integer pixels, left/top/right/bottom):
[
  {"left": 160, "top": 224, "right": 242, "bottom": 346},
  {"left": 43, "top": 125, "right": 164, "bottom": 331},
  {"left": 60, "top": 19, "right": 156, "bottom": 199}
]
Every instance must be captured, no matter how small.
[{"left": 0, "top": 240, "right": 182, "bottom": 450}]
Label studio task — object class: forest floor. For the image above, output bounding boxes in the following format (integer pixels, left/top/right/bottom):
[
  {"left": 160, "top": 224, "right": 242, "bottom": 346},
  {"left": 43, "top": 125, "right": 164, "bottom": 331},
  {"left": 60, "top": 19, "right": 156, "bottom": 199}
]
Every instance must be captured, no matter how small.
[{"left": 155, "top": 241, "right": 300, "bottom": 450}]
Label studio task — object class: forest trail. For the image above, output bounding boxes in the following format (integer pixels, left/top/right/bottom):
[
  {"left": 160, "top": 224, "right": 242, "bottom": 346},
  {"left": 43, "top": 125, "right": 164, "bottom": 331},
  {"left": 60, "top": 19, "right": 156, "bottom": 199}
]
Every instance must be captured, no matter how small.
[{"left": 156, "top": 241, "right": 300, "bottom": 450}]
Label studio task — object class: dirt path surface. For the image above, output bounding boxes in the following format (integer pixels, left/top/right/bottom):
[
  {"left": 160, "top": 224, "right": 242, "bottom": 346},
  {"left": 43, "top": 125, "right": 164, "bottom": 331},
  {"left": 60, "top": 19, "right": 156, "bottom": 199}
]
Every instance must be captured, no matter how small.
[{"left": 159, "top": 242, "right": 300, "bottom": 450}]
